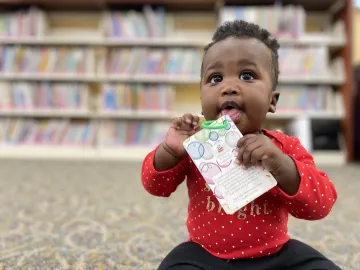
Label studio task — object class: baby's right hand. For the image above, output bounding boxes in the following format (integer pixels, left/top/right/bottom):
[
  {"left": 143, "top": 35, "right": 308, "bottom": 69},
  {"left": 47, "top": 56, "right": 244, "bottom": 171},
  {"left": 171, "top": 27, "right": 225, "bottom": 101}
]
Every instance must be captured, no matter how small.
[{"left": 162, "top": 113, "right": 200, "bottom": 158}]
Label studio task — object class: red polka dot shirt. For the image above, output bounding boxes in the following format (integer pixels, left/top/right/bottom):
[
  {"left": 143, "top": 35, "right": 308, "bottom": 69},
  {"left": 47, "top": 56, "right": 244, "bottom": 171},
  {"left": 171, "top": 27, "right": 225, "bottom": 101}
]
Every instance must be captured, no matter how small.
[{"left": 141, "top": 129, "right": 338, "bottom": 260}]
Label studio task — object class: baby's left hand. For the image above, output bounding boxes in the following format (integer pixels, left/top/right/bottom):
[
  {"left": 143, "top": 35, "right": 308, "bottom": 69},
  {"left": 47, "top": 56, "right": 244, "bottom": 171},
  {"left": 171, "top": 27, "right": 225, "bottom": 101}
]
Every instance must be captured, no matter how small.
[{"left": 236, "top": 133, "right": 284, "bottom": 173}]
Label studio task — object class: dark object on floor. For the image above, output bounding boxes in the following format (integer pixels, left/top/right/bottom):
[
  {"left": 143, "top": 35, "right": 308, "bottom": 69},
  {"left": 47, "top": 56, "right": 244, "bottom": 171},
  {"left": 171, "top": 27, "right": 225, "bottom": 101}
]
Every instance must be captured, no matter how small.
[
  {"left": 311, "top": 120, "right": 341, "bottom": 151},
  {"left": 353, "top": 65, "right": 360, "bottom": 161}
]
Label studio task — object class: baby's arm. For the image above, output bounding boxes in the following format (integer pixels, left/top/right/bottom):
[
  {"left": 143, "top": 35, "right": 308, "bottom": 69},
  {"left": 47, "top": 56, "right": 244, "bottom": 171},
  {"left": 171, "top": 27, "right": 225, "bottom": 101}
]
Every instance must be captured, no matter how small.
[
  {"left": 276, "top": 136, "right": 337, "bottom": 220},
  {"left": 141, "top": 144, "right": 189, "bottom": 197},
  {"left": 141, "top": 114, "right": 199, "bottom": 197}
]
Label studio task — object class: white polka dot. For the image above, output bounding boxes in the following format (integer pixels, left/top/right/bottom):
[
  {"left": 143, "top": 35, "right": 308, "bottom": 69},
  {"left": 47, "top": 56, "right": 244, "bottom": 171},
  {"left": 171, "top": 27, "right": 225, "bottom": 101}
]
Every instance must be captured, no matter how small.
[
  {"left": 231, "top": 233, "right": 234, "bottom": 236},
  {"left": 249, "top": 234, "right": 251, "bottom": 236},
  {"left": 222, "top": 226, "right": 225, "bottom": 229}
]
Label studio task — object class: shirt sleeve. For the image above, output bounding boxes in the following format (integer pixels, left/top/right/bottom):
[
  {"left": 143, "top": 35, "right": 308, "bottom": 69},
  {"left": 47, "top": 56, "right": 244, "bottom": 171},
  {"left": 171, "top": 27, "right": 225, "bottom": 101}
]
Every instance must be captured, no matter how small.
[
  {"left": 276, "top": 136, "right": 338, "bottom": 220},
  {"left": 141, "top": 145, "right": 189, "bottom": 197}
]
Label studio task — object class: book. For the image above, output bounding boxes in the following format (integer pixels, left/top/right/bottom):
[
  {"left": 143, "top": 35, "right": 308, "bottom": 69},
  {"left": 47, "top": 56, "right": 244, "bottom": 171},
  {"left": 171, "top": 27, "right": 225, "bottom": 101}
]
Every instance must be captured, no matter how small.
[
  {"left": 276, "top": 85, "right": 336, "bottom": 112},
  {"left": 0, "top": 46, "right": 91, "bottom": 74},
  {"left": 0, "top": 118, "right": 97, "bottom": 146},
  {"left": 103, "top": 5, "right": 167, "bottom": 38},
  {"left": 0, "top": 82, "right": 88, "bottom": 111},
  {"left": 0, "top": 6, "right": 46, "bottom": 38},
  {"left": 100, "top": 83, "right": 175, "bottom": 112},
  {"left": 219, "top": 5, "right": 305, "bottom": 38},
  {"left": 102, "top": 48, "right": 202, "bottom": 76},
  {"left": 99, "top": 120, "right": 168, "bottom": 147}
]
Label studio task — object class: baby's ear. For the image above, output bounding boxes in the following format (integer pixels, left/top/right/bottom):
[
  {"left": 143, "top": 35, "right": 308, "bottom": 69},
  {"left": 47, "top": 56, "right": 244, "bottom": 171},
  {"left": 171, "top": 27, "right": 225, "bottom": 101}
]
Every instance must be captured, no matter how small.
[{"left": 268, "top": 91, "right": 279, "bottom": 113}]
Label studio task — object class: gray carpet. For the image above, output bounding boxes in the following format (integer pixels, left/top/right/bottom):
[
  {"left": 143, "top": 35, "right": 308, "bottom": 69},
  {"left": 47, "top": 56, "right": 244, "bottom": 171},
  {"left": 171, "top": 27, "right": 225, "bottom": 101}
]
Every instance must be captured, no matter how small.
[{"left": 0, "top": 160, "right": 359, "bottom": 270}]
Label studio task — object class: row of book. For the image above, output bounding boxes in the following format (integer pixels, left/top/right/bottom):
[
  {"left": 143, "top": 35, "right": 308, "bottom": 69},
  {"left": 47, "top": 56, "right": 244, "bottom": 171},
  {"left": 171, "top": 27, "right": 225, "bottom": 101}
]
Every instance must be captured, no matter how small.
[
  {"left": 278, "top": 47, "right": 329, "bottom": 76},
  {"left": 101, "top": 84, "right": 175, "bottom": 111},
  {"left": 219, "top": 5, "right": 305, "bottom": 38},
  {"left": 100, "top": 120, "right": 168, "bottom": 146},
  {"left": 0, "top": 119, "right": 97, "bottom": 145},
  {"left": 1, "top": 5, "right": 309, "bottom": 39},
  {"left": 276, "top": 85, "right": 338, "bottom": 111},
  {"left": 99, "top": 48, "right": 202, "bottom": 76},
  {"left": 0, "top": 45, "right": 331, "bottom": 76},
  {"left": 102, "top": 6, "right": 167, "bottom": 38},
  {"left": 0, "top": 83, "right": 340, "bottom": 112},
  {"left": 0, "top": 7, "right": 46, "bottom": 37},
  {"left": 0, "top": 46, "right": 92, "bottom": 74},
  {"left": 0, "top": 82, "right": 88, "bottom": 110},
  {"left": 0, "top": 119, "right": 168, "bottom": 146}
]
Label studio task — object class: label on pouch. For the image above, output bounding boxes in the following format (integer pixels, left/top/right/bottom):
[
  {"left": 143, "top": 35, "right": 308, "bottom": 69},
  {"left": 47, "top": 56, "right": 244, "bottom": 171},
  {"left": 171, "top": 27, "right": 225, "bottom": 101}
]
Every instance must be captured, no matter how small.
[{"left": 183, "top": 115, "right": 277, "bottom": 214}]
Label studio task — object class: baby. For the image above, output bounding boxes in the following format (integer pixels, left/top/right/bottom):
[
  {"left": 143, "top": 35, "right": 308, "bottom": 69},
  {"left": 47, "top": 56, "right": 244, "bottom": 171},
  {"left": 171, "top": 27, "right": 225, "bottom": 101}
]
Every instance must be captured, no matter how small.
[{"left": 141, "top": 20, "right": 340, "bottom": 270}]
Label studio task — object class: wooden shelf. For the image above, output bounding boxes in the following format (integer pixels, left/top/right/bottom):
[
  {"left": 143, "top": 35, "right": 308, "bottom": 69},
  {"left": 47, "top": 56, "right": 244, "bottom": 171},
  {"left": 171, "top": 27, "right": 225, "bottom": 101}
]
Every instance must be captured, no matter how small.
[
  {"left": 0, "top": 0, "right": 343, "bottom": 11},
  {"left": 224, "top": 0, "right": 343, "bottom": 11},
  {"left": 0, "top": 0, "right": 354, "bottom": 162},
  {"left": 0, "top": 110, "right": 344, "bottom": 121},
  {"left": 0, "top": 73, "right": 345, "bottom": 85},
  {"left": 0, "top": 145, "right": 346, "bottom": 165},
  {"left": 0, "top": 36, "right": 346, "bottom": 48},
  {"left": 0, "top": 0, "right": 217, "bottom": 11}
]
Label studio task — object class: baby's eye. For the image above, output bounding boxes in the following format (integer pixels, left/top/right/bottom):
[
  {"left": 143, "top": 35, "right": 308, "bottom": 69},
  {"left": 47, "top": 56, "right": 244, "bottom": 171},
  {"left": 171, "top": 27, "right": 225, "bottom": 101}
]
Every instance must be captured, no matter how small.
[
  {"left": 239, "top": 72, "right": 255, "bottom": 81},
  {"left": 209, "top": 74, "right": 223, "bottom": 84}
]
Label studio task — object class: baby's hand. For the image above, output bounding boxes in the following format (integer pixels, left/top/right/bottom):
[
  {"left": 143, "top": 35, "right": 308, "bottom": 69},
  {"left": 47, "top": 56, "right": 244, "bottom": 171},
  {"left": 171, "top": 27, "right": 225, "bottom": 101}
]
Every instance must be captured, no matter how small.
[
  {"left": 235, "top": 133, "right": 284, "bottom": 173},
  {"left": 162, "top": 113, "right": 200, "bottom": 158}
]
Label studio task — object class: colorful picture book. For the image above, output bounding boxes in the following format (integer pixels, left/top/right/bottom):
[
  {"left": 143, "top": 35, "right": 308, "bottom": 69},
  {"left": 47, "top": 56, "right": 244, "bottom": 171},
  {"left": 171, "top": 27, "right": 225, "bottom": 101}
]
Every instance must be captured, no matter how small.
[
  {"left": 0, "top": 119, "right": 97, "bottom": 146},
  {"left": 0, "top": 82, "right": 88, "bottom": 110},
  {"left": 276, "top": 85, "right": 336, "bottom": 112},
  {"left": 0, "top": 46, "right": 91, "bottom": 74},
  {"left": 99, "top": 120, "right": 169, "bottom": 147},
  {"left": 220, "top": 5, "right": 305, "bottom": 38},
  {"left": 100, "top": 83, "right": 175, "bottom": 112},
  {"left": 100, "top": 48, "right": 202, "bottom": 76}
]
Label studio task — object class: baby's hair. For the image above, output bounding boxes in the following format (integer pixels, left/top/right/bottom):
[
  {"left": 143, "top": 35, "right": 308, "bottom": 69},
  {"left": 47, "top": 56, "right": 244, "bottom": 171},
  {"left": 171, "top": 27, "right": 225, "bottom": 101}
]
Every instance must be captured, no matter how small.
[{"left": 201, "top": 20, "right": 280, "bottom": 89}]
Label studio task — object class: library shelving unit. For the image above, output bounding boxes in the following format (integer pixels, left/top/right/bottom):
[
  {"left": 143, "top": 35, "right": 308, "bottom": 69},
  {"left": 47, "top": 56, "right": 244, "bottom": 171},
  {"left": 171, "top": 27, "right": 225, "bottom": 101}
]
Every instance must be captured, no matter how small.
[{"left": 0, "top": 0, "right": 354, "bottom": 165}]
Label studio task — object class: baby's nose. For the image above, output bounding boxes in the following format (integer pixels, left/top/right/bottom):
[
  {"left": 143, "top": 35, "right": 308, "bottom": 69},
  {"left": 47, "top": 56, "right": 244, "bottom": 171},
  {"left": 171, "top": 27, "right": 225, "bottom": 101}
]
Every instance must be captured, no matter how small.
[{"left": 221, "top": 87, "right": 240, "bottom": 96}]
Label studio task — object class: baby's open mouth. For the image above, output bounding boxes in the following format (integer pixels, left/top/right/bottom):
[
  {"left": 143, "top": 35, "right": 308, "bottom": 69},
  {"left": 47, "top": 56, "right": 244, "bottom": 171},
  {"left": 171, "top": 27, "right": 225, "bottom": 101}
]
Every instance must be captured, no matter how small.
[{"left": 218, "top": 101, "right": 243, "bottom": 123}]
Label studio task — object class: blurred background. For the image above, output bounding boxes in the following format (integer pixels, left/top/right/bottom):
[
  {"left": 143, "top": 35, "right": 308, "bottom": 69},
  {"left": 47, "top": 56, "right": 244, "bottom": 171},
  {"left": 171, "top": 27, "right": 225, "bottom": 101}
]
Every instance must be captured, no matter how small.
[{"left": 0, "top": 0, "right": 359, "bottom": 269}]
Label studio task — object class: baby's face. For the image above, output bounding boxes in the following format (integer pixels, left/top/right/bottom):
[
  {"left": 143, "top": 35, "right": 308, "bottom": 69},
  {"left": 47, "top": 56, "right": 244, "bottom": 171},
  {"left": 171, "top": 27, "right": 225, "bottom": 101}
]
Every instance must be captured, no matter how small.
[{"left": 200, "top": 37, "right": 279, "bottom": 135}]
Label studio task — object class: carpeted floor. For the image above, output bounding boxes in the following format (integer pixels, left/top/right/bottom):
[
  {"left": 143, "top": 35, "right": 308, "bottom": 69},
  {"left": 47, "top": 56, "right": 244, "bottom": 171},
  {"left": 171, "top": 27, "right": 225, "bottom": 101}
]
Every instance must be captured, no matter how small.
[{"left": 0, "top": 160, "right": 359, "bottom": 270}]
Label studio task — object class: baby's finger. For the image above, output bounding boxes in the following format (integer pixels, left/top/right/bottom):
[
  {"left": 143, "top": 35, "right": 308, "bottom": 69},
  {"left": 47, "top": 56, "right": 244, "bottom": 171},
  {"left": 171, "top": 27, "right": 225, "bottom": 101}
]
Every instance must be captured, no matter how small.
[
  {"left": 250, "top": 147, "right": 264, "bottom": 168},
  {"left": 183, "top": 113, "right": 198, "bottom": 126},
  {"left": 170, "top": 116, "right": 183, "bottom": 129},
  {"left": 237, "top": 134, "right": 258, "bottom": 149},
  {"left": 192, "top": 115, "right": 200, "bottom": 126},
  {"left": 240, "top": 140, "right": 262, "bottom": 167},
  {"left": 178, "top": 114, "right": 196, "bottom": 131}
]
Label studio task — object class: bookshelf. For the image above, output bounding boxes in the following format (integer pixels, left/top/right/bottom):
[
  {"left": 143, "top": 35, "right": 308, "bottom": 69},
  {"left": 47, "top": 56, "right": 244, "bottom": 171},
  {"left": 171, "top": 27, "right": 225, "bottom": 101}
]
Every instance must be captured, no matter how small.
[{"left": 0, "top": 0, "right": 354, "bottom": 164}]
